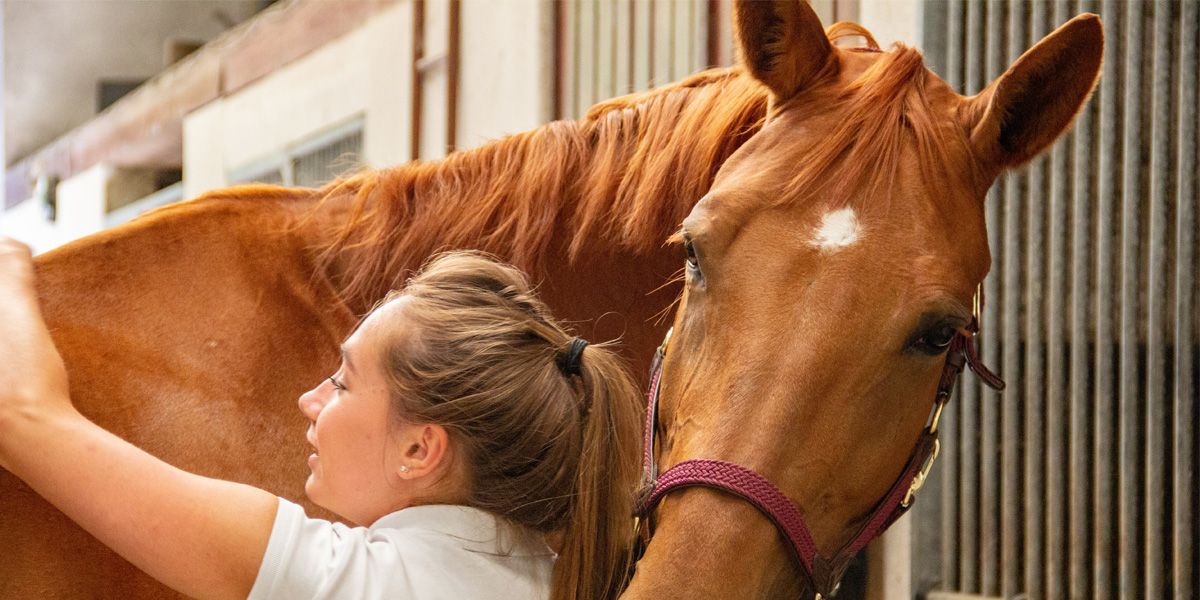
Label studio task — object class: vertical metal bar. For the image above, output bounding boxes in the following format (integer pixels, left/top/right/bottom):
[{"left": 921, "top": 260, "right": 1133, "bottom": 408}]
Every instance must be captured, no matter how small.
[
  {"left": 706, "top": 0, "right": 720, "bottom": 69},
  {"left": 1174, "top": 5, "right": 1198, "bottom": 599},
  {"left": 1000, "top": 1, "right": 1025, "bottom": 596},
  {"left": 633, "top": 0, "right": 652, "bottom": 92},
  {"left": 614, "top": 0, "right": 631, "bottom": 97},
  {"left": 982, "top": 2, "right": 1006, "bottom": 596},
  {"left": 961, "top": 1, "right": 986, "bottom": 593},
  {"left": 942, "top": 0, "right": 966, "bottom": 586},
  {"left": 446, "top": 0, "right": 459, "bottom": 153},
  {"left": 553, "top": 0, "right": 567, "bottom": 121},
  {"left": 411, "top": 0, "right": 425, "bottom": 161},
  {"left": 666, "top": 0, "right": 678, "bottom": 81},
  {"left": 653, "top": 0, "right": 673, "bottom": 87},
  {"left": 596, "top": 0, "right": 613, "bottom": 100},
  {"left": 1094, "top": 2, "right": 1123, "bottom": 598},
  {"left": 1042, "top": 2, "right": 1070, "bottom": 596},
  {"left": 591, "top": 0, "right": 601, "bottom": 107},
  {"left": 1118, "top": 2, "right": 1145, "bottom": 599},
  {"left": 1070, "top": 4, "right": 1099, "bottom": 599},
  {"left": 1145, "top": 2, "right": 1173, "bottom": 598}
]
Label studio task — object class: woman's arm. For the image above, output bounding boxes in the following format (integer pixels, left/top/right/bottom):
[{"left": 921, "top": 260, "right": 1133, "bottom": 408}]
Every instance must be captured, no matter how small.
[{"left": 0, "top": 238, "right": 277, "bottom": 600}]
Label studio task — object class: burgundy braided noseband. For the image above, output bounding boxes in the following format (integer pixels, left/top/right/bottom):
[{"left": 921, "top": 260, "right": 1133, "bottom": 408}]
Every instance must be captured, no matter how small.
[{"left": 634, "top": 305, "right": 1005, "bottom": 599}]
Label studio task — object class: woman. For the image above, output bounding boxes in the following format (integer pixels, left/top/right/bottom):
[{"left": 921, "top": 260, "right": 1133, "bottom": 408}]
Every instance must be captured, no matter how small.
[{"left": 0, "top": 237, "right": 641, "bottom": 600}]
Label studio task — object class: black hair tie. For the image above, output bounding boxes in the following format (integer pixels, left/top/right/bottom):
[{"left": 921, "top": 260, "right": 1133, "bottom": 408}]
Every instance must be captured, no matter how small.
[{"left": 557, "top": 338, "right": 589, "bottom": 378}]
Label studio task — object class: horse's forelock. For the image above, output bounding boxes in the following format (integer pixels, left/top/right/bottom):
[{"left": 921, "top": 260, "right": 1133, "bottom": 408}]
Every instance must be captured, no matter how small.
[{"left": 775, "top": 44, "right": 968, "bottom": 216}]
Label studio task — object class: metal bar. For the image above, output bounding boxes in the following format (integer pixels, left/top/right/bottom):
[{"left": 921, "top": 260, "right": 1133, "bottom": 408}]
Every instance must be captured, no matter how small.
[
  {"left": 941, "top": 2, "right": 966, "bottom": 591},
  {"left": 1145, "top": 2, "right": 1173, "bottom": 598},
  {"left": 1174, "top": 5, "right": 1198, "bottom": 599},
  {"left": 999, "top": 1, "right": 1025, "bottom": 595},
  {"left": 653, "top": 0, "right": 672, "bottom": 87},
  {"left": 1042, "top": 3, "right": 1070, "bottom": 596},
  {"left": 446, "top": 0, "right": 459, "bottom": 153},
  {"left": 597, "top": 0, "right": 614, "bottom": 100},
  {"left": 1069, "top": 5, "right": 1100, "bottom": 599},
  {"left": 1094, "top": 2, "right": 1123, "bottom": 597},
  {"left": 553, "top": 0, "right": 565, "bottom": 121},
  {"left": 411, "top": 0, "right": 425, "bottom": 162},
  {"left": 614, "top": 0, "right": 630, "bottom": 97},
  {"left": 706, "top": 0, "right": 719, "bottom": 68},
  {"left": 1118, "top": 2, "right": 1145, "bottom": 599},
  {"left": 576, "top": 0, "right": 595, "bottom": 114},
  {"left": 980, "top": 2, "right": 1006, "bottom": 596},
  {"left": 961, "top": 1, "right": 986, "bottom": 592},
  {"left": 633, "top": 0, "right": 651, "bottom": 92}
]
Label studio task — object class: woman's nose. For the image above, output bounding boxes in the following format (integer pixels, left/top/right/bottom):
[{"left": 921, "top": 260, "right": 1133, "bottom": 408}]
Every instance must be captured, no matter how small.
[{"left": 298, "top": 386, "right": 325, "bottom": 420}]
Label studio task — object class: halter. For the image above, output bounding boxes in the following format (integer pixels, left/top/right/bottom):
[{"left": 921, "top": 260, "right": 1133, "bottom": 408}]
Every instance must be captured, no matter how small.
[{"left": 633, "top": 288, "right": 1005, "bottom": 599}]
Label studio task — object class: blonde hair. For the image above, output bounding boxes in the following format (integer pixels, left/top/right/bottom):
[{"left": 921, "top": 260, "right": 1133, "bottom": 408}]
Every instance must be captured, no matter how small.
[{"left": 372, "top": 250, "right": 641, "bottom": 600}]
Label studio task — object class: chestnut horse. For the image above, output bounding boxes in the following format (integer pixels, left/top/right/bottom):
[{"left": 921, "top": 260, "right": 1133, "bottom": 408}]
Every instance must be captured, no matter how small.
[{"left": 1, "top": 2, "right": 1101, "bottom": 598}]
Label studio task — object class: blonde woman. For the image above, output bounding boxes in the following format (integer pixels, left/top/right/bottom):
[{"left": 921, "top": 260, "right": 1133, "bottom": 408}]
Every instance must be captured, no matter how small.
[{"left": 0, "top": 237, "right": 640, "bottom": 600}]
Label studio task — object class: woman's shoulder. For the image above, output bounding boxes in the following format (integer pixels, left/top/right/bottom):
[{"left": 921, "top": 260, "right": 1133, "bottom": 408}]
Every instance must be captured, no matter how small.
[
  {"left": 250, "top": 499, "right": 554, "bottom": 600},
  {"left": 370, "top": 503, "right": 556, "bottom": 558}
]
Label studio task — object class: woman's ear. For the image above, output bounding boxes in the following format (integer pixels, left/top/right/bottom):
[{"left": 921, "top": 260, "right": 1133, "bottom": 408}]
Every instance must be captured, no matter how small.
[{"left": 393, "top": 423, "right": 450, "bottom": 479}]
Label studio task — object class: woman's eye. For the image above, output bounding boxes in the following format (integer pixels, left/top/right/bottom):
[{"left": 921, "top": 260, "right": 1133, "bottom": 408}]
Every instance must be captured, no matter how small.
[{"left": 328, "top": 376, "right": 346, "bottom": 391}]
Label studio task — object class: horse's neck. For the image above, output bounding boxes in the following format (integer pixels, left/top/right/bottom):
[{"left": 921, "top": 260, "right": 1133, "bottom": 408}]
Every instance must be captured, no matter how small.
[{"left": 314, "top": 68, "right": 768, "bottom": 316}]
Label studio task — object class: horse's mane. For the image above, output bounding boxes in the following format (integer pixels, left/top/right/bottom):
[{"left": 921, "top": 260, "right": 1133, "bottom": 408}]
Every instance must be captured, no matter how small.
[
  {"left": 296, "top": 23, "right": 956, "bottom": 312},
  {"left": 311, "top": 68, "right": 769, "bottom": 310}
]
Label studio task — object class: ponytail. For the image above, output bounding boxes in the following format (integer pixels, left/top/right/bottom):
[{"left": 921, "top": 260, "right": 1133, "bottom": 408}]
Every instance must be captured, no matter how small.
[
  {"left": 371, "top": 251, "right": 643, "bottom": 600},
  {"left": 552, "top": 346, "right": 642, "bottom": 600}
]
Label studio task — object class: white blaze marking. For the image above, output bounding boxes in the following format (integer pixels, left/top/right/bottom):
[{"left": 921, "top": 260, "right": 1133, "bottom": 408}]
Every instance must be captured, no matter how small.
[{"left": 810, "top": 207, "right": 861, "bottom": 252}]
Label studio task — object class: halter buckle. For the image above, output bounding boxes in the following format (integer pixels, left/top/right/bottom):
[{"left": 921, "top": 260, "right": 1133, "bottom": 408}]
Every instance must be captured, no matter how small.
[{"left": 901, "top": 438, "right": 940, "bottom": 508}]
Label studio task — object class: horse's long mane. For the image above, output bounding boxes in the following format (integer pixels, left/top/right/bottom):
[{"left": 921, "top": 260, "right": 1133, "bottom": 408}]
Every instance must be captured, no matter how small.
[
  {"left": 309, "top": 67, "right": 768, "bottom": 312},
  {"left": 297, "top": 23, "right": 957, "bottom": 312}
]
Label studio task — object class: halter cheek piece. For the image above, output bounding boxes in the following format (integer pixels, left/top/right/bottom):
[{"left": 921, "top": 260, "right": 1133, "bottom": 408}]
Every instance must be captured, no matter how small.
[{"left": 633, "top": 288, "right": 1005, "bottom": 599}]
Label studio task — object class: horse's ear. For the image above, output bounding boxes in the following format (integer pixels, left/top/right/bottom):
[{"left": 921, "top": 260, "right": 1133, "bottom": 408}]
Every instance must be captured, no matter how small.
[
  {"left": 967, "top": 13, "right": 1103, "bottom": 170},
  {"left": 734, "top": 0, "right": 835, "bottom": 101}
]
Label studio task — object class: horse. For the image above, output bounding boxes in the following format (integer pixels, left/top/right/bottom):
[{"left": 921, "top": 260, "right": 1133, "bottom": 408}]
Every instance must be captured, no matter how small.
[
  {"left": 0, "top": 1, "right": 1101, "bottom": 598},
  {"left": 620, "top": 3, "right": 1102, "bottom": 599}
]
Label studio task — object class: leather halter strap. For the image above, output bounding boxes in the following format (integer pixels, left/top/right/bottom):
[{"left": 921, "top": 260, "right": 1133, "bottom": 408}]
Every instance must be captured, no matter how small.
[{"left": 635, "top": 314, "right": 1004, "bottom": 598}]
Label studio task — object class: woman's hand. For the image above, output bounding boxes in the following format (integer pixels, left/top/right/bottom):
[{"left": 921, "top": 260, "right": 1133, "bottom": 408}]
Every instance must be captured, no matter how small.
[
  {"left": 0, "top": 237, "right": 73, "bottom": 436},
  {"left": 0, "top": 236, "right": 275, "bottom": 600}
]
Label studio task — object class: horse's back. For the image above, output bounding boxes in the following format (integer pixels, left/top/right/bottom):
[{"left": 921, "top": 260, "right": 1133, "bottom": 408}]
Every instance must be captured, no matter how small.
[{"left": 2, "top": 188, "right": 355, "bottom": 598}]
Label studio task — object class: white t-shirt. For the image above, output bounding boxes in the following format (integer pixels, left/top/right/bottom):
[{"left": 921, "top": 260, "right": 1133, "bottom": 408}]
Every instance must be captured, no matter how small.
[{"left": 247, "top": 499, "right": 555, "bottom": 600}]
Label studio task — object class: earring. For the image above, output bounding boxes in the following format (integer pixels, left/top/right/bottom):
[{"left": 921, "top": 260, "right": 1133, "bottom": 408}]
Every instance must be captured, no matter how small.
[{"left": 399, "top": 465, "right": 410, "bottom": 473}]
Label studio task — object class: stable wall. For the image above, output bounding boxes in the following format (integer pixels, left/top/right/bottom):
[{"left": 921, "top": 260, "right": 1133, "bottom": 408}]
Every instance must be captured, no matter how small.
[{"left": 183, "top": 0, "right": 551, "bottom": 201}]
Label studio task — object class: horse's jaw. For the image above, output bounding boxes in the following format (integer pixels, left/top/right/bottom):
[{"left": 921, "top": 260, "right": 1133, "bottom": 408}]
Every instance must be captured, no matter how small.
[{"left": 622, "top": 488, "right": 805, "bottom": 600}]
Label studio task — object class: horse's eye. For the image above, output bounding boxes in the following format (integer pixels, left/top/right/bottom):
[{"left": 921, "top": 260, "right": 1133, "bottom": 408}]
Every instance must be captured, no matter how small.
[
  {"left": 918, "top": 325, "right": 957, "bottom": 353},
  {"left": 684, "top": 238, "right": 699, "bottom": 271}
]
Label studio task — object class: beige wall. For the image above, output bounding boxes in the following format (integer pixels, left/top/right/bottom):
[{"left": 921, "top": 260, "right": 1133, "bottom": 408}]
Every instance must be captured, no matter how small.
[
  {"left": 183, "top": 0, "right": 551, "bottom": 200},
  {"left": 857, "top": 0, "right": 923, "bottom": 49},
  {"left": 1, "top": 163, "right": 120, "bottom": 254}
]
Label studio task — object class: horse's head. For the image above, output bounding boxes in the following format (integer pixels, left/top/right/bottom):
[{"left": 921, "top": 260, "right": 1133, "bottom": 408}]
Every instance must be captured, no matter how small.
[{"left": 635, "top": 1, "right": 1102, "bottom": 597}]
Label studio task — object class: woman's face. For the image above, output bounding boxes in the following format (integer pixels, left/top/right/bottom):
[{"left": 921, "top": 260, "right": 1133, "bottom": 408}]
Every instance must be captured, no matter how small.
[{"left": 297, "top": 303, "right": 411, "bottom": 526}]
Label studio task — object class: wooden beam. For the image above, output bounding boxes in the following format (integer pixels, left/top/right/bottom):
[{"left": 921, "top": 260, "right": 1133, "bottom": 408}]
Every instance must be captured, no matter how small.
[{"left": 6, "top": 0, "right": 397, "bottom": 209}]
